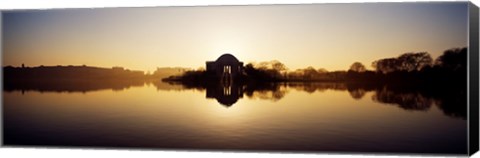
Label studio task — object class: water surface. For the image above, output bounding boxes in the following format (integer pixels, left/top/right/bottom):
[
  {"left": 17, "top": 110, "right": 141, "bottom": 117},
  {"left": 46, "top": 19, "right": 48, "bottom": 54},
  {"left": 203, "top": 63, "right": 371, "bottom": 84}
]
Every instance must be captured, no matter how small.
[{"left": 3, "top": 82, "right": 467, "bottom": 154}]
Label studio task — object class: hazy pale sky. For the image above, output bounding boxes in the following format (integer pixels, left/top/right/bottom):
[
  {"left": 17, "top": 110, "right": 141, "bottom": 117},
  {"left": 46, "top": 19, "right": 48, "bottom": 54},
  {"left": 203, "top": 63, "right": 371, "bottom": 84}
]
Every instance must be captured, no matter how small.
[{"left": 2, "top": 2, "right": 468, "bottom": 72}]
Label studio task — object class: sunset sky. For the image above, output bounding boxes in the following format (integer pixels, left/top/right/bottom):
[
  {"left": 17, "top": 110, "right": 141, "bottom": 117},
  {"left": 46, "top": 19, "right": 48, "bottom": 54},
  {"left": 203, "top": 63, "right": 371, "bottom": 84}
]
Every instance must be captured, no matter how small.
[{"left": 2, "top": 2, "right": 468, "bottom": 72}]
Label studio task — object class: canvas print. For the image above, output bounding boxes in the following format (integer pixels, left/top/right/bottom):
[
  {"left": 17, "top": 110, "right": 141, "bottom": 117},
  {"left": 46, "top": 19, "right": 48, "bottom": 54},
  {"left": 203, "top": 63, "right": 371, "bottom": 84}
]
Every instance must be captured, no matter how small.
[{"left": 2, "top": 2, "right": 477, "bottom": 155}]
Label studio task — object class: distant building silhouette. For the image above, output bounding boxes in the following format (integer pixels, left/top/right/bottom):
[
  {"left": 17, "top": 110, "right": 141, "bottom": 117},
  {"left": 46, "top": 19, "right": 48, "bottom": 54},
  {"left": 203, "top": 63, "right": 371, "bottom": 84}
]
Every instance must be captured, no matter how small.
[{"left": 206, "top": 54, "right": 244, "bottom": 82}]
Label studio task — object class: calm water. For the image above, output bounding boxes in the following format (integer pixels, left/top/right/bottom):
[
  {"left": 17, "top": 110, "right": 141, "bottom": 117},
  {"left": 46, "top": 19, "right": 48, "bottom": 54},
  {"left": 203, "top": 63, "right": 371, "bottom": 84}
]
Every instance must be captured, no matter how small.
[{"left": 3, "top": 82, "right": 467, "bottom": 154}]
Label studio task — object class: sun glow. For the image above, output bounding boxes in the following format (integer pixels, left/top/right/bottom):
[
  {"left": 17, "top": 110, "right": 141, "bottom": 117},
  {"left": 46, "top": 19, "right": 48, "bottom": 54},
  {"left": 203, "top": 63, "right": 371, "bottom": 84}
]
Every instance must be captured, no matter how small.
[{"left": 3, "top": 3, "right": 468, "bottom": 72}]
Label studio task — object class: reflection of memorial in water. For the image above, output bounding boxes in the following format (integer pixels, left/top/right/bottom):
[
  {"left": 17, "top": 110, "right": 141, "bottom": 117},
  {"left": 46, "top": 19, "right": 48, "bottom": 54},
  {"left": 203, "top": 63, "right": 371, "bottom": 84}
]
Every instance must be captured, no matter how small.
[{"left": 206, "top": 81, "right": 244, "bottom": 107}]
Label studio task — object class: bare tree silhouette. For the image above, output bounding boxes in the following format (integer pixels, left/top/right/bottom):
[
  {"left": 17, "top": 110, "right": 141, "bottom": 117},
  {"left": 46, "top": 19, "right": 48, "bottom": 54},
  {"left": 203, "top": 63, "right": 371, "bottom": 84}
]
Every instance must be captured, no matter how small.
[{"left": 349, "top": 62, "right": 367, "bottom": 72}]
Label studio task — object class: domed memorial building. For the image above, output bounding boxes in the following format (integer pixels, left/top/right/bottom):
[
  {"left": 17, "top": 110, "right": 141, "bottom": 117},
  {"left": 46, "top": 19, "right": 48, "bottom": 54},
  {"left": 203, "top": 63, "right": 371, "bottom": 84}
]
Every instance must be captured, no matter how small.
[
  {"left": 206, "top": 54, "right": 244, "bottom": 81},
  {"left": 205, "top": 54, "right": 245, "bottom": 107}
]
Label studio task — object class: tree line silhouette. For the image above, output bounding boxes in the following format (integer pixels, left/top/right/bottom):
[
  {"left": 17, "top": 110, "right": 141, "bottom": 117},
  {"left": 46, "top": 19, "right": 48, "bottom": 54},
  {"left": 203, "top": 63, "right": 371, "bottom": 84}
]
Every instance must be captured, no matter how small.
[
  {"left": 347, "top": 47, "right": 466, "bottom": 85},
  {"left": 159, "top": 46, "right": 466, "bottom": 117},
  {"left": 3, "top": 65, "right": 148, "bottom": 93},
  {"left": 164, "top": 47, "right": 466, "bottom": 85},
  {"left": 3, "top": 47, "right": 467, "bottom": 117},
  {"left": 3, "top": 47, "right": 466, "bottom": 86}
]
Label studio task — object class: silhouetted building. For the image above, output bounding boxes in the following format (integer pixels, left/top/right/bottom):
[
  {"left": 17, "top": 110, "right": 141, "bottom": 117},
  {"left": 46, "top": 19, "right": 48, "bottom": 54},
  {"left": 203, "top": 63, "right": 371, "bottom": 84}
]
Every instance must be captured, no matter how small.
[{"left": 206, "top": 54, "right": 244, "bottom": 82}]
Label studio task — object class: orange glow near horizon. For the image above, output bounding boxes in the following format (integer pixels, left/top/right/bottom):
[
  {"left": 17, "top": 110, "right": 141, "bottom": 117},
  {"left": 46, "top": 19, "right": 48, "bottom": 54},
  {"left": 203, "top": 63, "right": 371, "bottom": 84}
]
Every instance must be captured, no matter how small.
[{"left": 2, "top": 3, "right": 468, "bottom": 72}]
